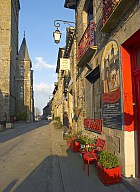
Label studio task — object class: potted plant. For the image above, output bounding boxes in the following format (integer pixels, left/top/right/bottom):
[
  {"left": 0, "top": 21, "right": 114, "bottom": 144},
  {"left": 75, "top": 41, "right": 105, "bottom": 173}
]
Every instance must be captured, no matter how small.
[
  {"left": 79, "top": 136, "right": 96, "bottom": 156},
  {"left": 71, "top": 139, "right": 81, "bottom": 152},
  {"left": 70, "top": 132, "right": 80, "bottom": 152},
  {"left": 97, "top": 150, "right": 121, "bottom": 185},
  {"left": 66, "top": 130, "right": 83, "bottom": 152},
  {"left": 53, "top": 117, "right": 62, "bottom": 129},
  {"left": 65, "top": 131, "right": 73, "bottom": 147}
]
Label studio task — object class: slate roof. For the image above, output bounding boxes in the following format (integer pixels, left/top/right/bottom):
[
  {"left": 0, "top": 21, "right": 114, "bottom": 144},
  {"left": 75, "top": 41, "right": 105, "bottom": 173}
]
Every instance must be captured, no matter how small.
[{"left": 18, "top": 37, "right": 30, "bottom": 62}]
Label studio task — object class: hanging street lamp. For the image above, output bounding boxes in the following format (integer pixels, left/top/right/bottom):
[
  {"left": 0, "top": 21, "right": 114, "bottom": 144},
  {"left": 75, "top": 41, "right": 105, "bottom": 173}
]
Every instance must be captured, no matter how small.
[{"left": 53, "top": 19, "right": 75, "bottom": 44}]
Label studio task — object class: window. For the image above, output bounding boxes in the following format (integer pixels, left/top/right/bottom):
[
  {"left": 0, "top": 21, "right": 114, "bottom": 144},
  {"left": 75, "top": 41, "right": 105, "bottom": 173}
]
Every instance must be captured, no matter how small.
[
  {"left": 20, "top": 85, "right": 23, "bottom": 98},
  {"left": 87, "top": 1, "right": 93, "bottom": 23},
  {"left": 83, "top": 0, "right": 94, "bottom": 31},
  {"left": 20, "top": 66, "right": 24, "bottom": 76},
  {"left": 92, "top": 78, "right": 101, "bottom": 119}
]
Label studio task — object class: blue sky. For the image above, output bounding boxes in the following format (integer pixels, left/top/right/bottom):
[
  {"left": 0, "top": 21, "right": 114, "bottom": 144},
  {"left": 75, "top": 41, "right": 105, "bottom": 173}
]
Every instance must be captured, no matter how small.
[{"left": 19, "top": 0, "right": 75, "bottom": 114}]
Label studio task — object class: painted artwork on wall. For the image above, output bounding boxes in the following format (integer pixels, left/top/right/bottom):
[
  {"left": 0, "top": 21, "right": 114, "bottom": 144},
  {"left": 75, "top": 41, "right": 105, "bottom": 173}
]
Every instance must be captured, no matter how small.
[{"left": 101, "top": 40, "right": 122, "bottom": 129}]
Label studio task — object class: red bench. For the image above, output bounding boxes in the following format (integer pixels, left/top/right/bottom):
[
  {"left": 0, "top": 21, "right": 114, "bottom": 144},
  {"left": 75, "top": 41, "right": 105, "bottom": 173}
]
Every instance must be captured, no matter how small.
[{"left": 82, "top": 138, "right": 106, "bottom": 176}]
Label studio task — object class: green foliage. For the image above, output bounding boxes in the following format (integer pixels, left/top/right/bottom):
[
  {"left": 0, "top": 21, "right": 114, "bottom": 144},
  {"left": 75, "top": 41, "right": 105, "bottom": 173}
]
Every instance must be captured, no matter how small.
[
  {"left": 75, "top": 138, "right": 86, "bottom": 144},
  {"left": 53, "top": 116, "right": 62, "bottom": 129},
  {"left": 57, "top": 121, "right": 62, "bottom": 129},
  {"left": 65, "top": 131, "right": 73, "bottom": 142},
  {"left": 65, "top": 130, "right": 96, "bottom": 146},
  {"left": 99, "top": 150, "right": 119, "bottom": 169},
  {"left": 16, "top": 111, "right": 27, "bottom": 121},
  {"left": 76, "top": 134, "right": 96, "bottom": 145},
  {"left": 54, "top": 116, "right": 61, "bottom": 122}
]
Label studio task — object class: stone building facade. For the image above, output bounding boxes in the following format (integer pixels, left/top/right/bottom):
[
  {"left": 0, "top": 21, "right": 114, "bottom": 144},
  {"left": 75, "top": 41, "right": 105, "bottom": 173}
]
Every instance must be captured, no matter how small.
[
  {"left": 61, "top": 0, "right": 140, "bottom": 179},
  {"left": 64, "top": 27, "right": 77, "bottom": 129},
  {"left": 0, "top": 0, "right": 20, "bottom": 121},
  {"left": 0, "top": 0, "right": 34, "bottom": 123},
  {"left": 52, "top": 82, "right": 58, "bottom": 120},
  {"left": 52, "top": 28, "right": 76, "bottom": 127},
  {"left": 52, "top": 47, "right": 70, "bottom": 123}
]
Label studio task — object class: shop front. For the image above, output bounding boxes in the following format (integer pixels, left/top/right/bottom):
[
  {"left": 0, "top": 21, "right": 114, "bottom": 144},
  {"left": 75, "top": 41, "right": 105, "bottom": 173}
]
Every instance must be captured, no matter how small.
[{"left": 122, "top": 29, "right": 140, "bottom": 178}]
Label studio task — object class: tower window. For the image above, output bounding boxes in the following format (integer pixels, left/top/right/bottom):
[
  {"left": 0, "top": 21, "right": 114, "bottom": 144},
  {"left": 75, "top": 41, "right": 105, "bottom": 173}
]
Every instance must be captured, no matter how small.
[
  {"left": 20, "top": 85, "right": 24, "bottom": 98},
  {"left": 20, "top": 66, "right": 24, "bottom": 76}
]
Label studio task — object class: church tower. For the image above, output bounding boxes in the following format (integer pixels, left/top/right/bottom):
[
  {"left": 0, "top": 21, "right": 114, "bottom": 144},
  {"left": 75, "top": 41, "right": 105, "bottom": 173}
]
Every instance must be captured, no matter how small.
[
  {"left": 0, "top": 0, "right": 20, "bottom": 121},
  {"left": 16, "top": 35, "right": 34, "bottom": 122}
]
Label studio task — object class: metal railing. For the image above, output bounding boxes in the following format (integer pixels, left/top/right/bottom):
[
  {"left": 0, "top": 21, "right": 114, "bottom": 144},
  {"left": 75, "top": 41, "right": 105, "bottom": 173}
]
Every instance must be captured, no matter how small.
[
  {"left": 102, "top": 0, "right": 120, "bottom": 25},
  {"left": 78, "top": 22, "right": 96, "bottom": 62}
]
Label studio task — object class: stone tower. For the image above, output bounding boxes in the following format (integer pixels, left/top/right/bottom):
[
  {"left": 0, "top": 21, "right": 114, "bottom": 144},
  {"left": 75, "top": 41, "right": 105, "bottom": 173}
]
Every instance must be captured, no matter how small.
[
  {"left": 0, "top": 0, "right": 20, "bottom": 121},
  {"left": 16, "top": 35, "right": 34, "bottom": 122}
]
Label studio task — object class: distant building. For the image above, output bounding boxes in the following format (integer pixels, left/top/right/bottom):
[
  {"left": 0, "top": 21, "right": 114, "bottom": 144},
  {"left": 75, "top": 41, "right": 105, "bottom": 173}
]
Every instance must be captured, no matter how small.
[
  {"left": 42, "top": 100, "right": 52, "bottom": 120},
  {"left": 16, "top": 36, "right": 34, "bottom": 122}
]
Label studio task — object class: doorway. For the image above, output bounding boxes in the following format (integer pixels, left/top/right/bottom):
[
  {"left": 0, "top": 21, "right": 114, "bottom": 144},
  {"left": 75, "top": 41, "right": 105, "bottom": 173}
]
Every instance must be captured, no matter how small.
[
  {"left": 131, "top": 46, "right": 140, "bottom": 177},
  {"left": 122, "top": 29, "right": 140, "bottom": 177}
]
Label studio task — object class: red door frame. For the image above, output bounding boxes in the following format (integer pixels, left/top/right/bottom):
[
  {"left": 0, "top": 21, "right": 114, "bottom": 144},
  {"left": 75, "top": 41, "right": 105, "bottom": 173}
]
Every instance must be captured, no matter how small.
[
  {"left": 121, "top": 29, "right": 140, "bottom": 177},
  {"left": 135, "top": 74, "right": 140, "bottom": 177},
  {"left": 132, "top": 49, "right": 140, "bottom": 177}
]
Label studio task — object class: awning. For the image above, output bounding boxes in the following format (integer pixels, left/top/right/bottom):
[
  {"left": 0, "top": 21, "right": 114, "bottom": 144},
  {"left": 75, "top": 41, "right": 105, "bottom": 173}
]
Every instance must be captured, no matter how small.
[{"left": 85, "top": 65, "right": 100, "bottom": 83}]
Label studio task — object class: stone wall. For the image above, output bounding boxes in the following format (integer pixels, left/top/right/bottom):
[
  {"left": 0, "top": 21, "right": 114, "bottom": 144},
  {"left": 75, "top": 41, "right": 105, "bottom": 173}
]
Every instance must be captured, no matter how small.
[
  {"left": 0, "top": 0, "right": 20, "bottom": 121},
  {"left": 75, "top": 0, "right": 140, "bottom": 177}
]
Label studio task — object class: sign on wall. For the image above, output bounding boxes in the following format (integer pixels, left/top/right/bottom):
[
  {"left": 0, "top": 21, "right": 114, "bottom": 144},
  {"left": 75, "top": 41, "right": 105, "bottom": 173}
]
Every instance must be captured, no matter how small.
[
  {"left": 60, "top": 58, "right": 70, "bottom": 70},
  {"left": 84, "top": 118, "right": 102, "bottom": 133},
  {"left": 101, "top": 40, "right": 122, "bottom": 129}
]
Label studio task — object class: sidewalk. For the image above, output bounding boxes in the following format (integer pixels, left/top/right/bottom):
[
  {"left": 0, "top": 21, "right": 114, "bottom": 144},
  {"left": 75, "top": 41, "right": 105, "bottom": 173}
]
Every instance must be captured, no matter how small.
[
  {"left": 50, "top": 123, "right": 139, "bottom": 192},
  {"left": 1, "top": 121, "right": 139, "bottom": 192}
]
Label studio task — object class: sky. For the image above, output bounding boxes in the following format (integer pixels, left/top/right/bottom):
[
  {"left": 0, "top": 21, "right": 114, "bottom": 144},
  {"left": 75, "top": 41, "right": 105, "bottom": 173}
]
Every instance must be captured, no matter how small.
[{"left": 19, "top": 0, "right": 75, "bottom": 114}]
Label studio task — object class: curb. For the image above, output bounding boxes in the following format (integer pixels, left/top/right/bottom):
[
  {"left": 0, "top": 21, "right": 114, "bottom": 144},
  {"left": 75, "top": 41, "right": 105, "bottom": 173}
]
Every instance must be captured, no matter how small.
[{"left": 122, "top": 176, "right": 140, "bottom": 192}]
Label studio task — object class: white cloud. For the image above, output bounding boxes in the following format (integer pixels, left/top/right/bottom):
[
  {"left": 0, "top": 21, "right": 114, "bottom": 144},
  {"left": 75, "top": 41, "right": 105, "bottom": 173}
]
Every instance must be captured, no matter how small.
[
  {"left": 34, "top": 82, "right": 54, "bottom": 112},
  {"left": 34, "top": 57, "right": 55, "bottom": 69},
  {"left": 34, "top": 82, "right": 54, "bottom": 94}
]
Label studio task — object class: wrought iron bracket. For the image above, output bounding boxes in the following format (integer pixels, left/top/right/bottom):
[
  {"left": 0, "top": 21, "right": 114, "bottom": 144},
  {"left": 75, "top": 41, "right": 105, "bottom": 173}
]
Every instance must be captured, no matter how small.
[{"left": 54, "top": 19, "right": 75, "bottom": 30}]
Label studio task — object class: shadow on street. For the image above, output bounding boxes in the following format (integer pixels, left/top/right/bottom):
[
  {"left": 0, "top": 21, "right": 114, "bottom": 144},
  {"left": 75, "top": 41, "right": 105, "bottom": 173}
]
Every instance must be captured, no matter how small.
[
  {"left": 0, "top": 121, "right": 50, "bottom": 143},
  {"left": 2, "top": 147, "right": 132, "bottom": 192}
]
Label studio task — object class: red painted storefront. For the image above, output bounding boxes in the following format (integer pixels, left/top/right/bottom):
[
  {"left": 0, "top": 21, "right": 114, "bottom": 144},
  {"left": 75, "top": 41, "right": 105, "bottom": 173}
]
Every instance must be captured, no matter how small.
[{"left": 121, "top": 29, "right": 140, "bottom": 177}]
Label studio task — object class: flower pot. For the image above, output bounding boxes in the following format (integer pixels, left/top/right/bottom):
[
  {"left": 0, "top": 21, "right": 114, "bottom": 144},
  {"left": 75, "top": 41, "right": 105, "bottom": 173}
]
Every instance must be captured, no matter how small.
[
  {"left": 67, "top": 141, "right": 71, "bottom": 147},
  {"left": 97, "top": 162, "right": 121, "bottom": 185},
  {"left": 71, "top": 140, "right": 80, "bottom": 152}
]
